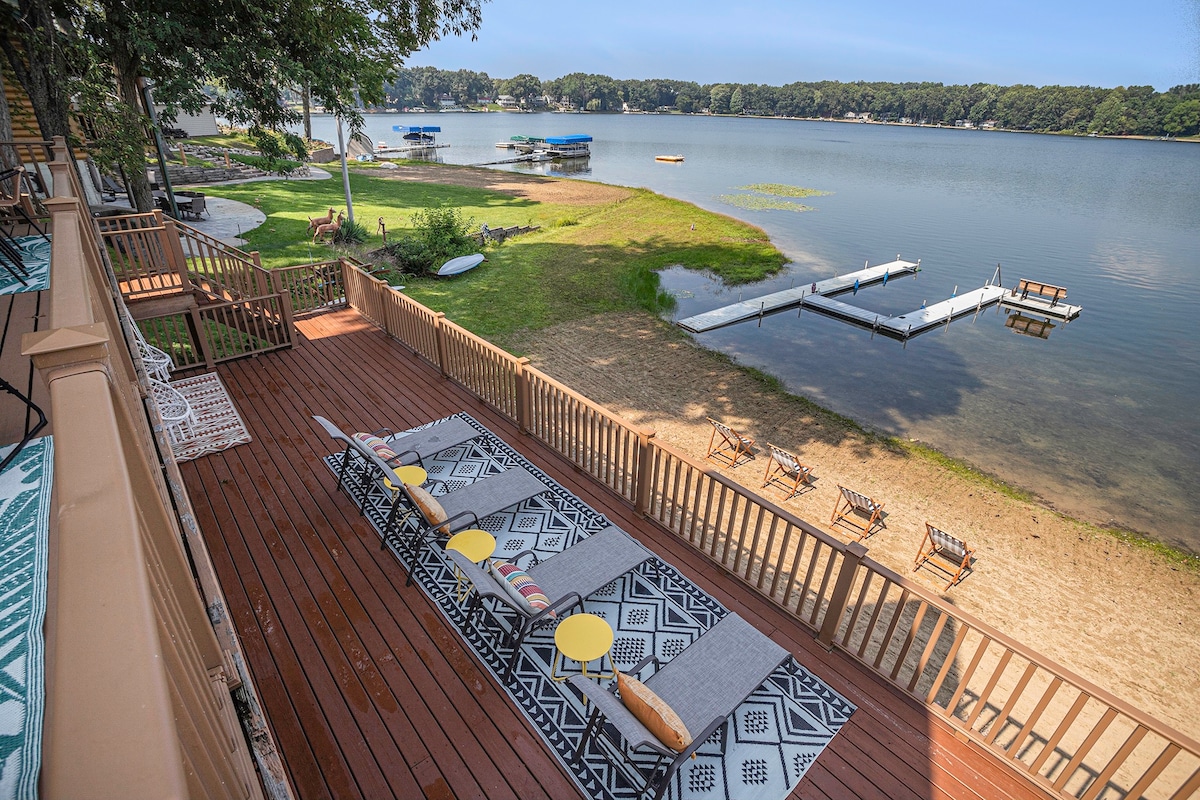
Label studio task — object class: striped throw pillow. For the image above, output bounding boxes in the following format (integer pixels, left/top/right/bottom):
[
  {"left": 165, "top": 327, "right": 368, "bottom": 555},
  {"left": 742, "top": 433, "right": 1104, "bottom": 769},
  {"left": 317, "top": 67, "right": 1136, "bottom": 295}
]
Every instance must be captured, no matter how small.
[
  {"left": 490, "top": 560, "right": 555, "bottom": 617},
  {"left": 353, "top": 432, "right": 399, "bottom": 463}
]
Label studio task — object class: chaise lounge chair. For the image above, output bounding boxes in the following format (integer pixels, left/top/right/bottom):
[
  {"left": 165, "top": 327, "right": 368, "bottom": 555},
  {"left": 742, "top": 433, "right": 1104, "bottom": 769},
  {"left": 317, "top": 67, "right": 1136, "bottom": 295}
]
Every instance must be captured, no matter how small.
[
  {"left": 315, "top": 414, "right": 549, "bottom": 583},
  {"left": 570, "top": 612, "right": 789, "bottom": 800},
  {"left": 448, "top": 523, "right": 655, "bottom": 679},
  {"left": 314, "top": 415, "right": 480, "bottom": 507}
]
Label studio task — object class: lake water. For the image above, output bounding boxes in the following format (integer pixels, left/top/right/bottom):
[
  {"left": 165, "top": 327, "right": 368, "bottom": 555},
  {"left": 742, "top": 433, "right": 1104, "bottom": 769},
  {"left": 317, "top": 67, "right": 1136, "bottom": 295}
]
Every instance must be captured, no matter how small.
[{"left": 306, "top": 113, "right": 1200, "bottom": 551}]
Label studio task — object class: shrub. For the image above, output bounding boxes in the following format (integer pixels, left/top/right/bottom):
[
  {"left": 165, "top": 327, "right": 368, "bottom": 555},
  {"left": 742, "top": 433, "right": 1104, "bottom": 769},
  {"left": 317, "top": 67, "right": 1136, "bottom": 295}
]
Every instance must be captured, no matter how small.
[
  {"left": 228, "top": 152, "right": 303, "bottom": 174},
  {"left": 333, "top": 217, "right": 368, "bottom": 245},
  {"left": 383, "top": 205, "right": 478, "bottom": 276}
]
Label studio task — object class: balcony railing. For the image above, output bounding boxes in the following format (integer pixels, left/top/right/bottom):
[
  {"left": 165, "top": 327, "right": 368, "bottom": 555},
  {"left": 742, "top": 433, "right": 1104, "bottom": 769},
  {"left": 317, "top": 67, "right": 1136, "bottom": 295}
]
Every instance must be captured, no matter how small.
[
  {"left": 343, "top": 263, "right": 1200, "bottom": 800},
  {"left": 23, "top": 139, "right": 266, "bottom": 799},
  {"left": 94, "top": 210, "right": 296, "bottom": 369}
]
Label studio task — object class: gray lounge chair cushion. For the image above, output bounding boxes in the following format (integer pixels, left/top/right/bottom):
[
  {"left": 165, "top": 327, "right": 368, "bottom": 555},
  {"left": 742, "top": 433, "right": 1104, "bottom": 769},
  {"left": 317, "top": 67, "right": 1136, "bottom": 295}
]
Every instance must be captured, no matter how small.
[
  {"left": 530, "top": 525, "right": 652, "bottom": 601},
  {"left": 570, "top": 613, "right": 788, "bottom": 753},
  {"left": 446, "top": 524, "right": 652, "bottom": 618},
  {"left": 437, "top": 466, "right": 549, "bottom": 522},
  {"left": 389, "top": 418, "right": 479, "bottom": 461}
]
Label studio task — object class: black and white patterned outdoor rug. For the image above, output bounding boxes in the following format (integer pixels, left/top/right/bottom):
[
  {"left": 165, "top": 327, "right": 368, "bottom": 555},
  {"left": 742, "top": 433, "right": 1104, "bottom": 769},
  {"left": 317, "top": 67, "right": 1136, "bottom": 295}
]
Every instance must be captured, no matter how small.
[{"left": 323, "top": 413, "right": 854, "bottom": 800}]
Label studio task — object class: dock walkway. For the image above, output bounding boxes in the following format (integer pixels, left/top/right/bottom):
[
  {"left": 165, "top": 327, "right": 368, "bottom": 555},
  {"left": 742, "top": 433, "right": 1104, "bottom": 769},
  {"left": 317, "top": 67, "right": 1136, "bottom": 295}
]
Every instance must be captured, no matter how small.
[
  {"left": 677, "top": 258, "right": 919, "bottom": 333},
  {"left": 803, "top": 285, "right": 1009, "bottom": 339}
]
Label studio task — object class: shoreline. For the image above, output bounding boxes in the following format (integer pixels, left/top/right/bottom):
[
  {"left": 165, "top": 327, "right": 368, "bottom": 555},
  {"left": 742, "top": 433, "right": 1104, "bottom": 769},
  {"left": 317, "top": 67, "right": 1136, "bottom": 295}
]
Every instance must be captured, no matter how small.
[
  {"left": 328, "top": 108, "right": 1200, "bottom": 144},
  {"left": 368, "top": 160, "right": 1194, "bottom": 559},
  {"left": 506, "top": 310, "right": 1200, "bottom": 742}
]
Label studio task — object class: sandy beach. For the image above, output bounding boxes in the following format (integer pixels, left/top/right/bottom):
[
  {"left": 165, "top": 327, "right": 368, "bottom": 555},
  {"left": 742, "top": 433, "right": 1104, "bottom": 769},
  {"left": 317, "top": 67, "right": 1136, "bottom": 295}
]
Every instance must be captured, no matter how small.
[{"left": 378, "top": 163, "right": 1200, "bottom": 742}]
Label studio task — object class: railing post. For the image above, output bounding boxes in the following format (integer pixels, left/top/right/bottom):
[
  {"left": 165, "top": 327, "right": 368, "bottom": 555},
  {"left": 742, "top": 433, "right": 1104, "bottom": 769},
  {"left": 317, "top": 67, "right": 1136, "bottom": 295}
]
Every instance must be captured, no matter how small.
[
  {"left": 269, "top": 268, "right": 296, "bottom": 346},
  {"left": 189, "top": 305, "right": 216, "bottom": 368},
  {"left": 250, "top": 251, "right": 265, "bottom": 295},
  {"left": 634, "top": 429, "right": 657, "bottom": 517},
  {"left": 433, "top": 312, "right": 449, "bottom": 376},
  {"left": 160, "top": 214, "right": 192, "bottom": 291},
  {"left": 515, "top": 356, "right": 532, "bottom": 434},
  {"left": 817, "top": 541, "right": 869, "bottom": 650}
]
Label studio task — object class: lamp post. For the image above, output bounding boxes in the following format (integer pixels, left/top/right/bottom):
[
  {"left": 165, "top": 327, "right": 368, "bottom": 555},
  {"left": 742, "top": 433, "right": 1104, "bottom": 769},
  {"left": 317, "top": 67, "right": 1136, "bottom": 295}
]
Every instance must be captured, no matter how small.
[{"left": 139, "top": 78, "right": 179, "bottom": 219}]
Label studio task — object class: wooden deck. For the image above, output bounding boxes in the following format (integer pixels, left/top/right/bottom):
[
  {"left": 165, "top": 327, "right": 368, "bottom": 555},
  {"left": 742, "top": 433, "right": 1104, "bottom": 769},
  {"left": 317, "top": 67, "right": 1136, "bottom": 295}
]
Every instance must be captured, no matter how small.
[{"left": 180, "top": 307, "right": 1051, "bottom": 800}]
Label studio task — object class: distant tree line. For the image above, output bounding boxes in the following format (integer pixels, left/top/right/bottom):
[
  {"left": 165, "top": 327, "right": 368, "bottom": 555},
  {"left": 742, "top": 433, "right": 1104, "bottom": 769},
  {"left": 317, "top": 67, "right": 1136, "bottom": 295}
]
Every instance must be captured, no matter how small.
[{"left": 377, "top": 67, "right": 1200, "bottom": 137}]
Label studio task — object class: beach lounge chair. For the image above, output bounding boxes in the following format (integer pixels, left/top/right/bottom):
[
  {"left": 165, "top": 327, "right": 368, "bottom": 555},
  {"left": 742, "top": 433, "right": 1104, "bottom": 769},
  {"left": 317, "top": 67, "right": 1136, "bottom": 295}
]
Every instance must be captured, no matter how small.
[
  {"left": 570, "top": 612, "right": 789, "bottom": 800},
  {"left": 448, "top": 523, "right": 655, "bottom": 679},
  {"left": 390, "top": 466, "right": 550, "bottom": 583},
  {"left": 762, "top": 442, "right": 814, "bottom": 499},
  {"left": 830, "top": 485, "right": 885, "bottom": 539},
  {"left": 913, "top": 523, "right": 975, "bottom": 589},
  {"left": 705, "top": 417, "right": 755, "bottom": 467},
  {"left": 313, "top": 415, "right": 479, "bottom": 508}
]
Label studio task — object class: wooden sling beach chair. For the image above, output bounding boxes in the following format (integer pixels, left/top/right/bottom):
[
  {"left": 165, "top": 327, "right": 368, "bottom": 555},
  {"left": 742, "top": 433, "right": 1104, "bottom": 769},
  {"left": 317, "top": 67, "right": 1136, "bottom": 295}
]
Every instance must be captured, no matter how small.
[
  {"left": 830, "top": 485, "right": 885, "bottom": 539},
  {"left": 761, "top": 442, "right": 813, "bottom": 500},
  {"left": 913, "top": 523, "right": 975, "bottom": 589},
  {"left": 570, "top": 612, "right": 789, "bottom": 800},
  {"left": 705, "top": 417, "right": 755, "bottom": 467}
]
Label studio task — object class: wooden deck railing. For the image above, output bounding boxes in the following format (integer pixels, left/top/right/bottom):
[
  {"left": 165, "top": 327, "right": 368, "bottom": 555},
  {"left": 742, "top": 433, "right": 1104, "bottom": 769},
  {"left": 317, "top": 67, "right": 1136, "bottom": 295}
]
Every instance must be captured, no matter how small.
[
  {"left": 23, "top": 139, "right": 265, "bottom": 798},
  {"left": 97, "top": 211, "right": 272, "bottom": 302},
  {"left": 275, "top": 259, "right": 348, "bottom": 313},
  {"left": 95, "top": 210, "right": 297, "bottom": 370},
  {"left": 343, "top": 261, "right": 1200, "bottom": 800}
]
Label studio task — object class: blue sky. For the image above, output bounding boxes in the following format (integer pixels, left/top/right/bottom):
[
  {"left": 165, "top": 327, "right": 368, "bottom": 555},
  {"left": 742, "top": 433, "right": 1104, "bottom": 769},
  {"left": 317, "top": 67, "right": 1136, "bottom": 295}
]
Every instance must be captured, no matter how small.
[{"left": 411, "top": 0, "right": 1200, "bottom": 91}]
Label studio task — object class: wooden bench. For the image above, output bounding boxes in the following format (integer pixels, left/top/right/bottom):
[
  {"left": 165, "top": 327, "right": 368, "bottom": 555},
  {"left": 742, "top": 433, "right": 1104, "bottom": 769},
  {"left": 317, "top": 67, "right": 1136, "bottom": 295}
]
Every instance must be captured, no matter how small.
[
  {"left": 1016, "top": 279, "right": 1067, "bottom": 307},
  {"left": 913, "top": 523, "right": 975, "bottom": 589}
]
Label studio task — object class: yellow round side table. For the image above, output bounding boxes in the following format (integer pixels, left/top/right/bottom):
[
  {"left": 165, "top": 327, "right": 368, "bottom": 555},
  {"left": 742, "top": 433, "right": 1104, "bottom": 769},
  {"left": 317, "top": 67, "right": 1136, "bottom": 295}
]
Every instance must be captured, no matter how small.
[
  {"left": 445, "top": 529, "right": 496, "bottom": 602},
  {"left": 381, "top": 464, "right": 428, "bottom": 492},
  {"left": 551, "top": 613, "right": 615, "bottom": 682}
]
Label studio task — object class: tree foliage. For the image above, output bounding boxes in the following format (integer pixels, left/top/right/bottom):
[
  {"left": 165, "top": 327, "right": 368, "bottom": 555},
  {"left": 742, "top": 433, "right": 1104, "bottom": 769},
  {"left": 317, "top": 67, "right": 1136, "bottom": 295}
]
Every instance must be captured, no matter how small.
[
  {"left": 3, "top": 0, "right": 485, "bottom": 210},
  {"left": 384, "top": 65, "right": 1200, "bottom": 138}
]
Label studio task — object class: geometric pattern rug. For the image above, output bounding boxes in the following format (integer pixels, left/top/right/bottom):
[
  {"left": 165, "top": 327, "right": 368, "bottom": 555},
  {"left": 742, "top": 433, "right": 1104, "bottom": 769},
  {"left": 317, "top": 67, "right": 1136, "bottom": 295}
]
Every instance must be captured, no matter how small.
[
  {"left": 323, "top": 413, "right": 854, "bottom": 800},
  {"left": 169, "top": 373, "right": 252, "bottom": 461},
  {"left": 0, "top": 436, "right": 53, "bottom": 800},
  {"left": 0, "top": 235, "right": 51, "bottom": 296}
]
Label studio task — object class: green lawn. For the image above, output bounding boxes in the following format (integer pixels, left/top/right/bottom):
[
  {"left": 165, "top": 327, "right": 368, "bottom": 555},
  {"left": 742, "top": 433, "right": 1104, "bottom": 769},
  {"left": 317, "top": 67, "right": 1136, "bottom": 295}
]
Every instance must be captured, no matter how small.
[{"left": 202, "top": 168, "right": 785, "bottom": 345}]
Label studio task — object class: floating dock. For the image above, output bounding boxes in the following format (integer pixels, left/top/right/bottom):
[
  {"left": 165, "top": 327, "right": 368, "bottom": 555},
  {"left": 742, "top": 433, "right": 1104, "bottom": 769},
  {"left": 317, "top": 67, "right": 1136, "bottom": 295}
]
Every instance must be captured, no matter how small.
[
  {"left": 998, "top": 293, "right": 1082, "bottom": 320},
  {"left": 800, "top": 284, "right": 1009, "bottom": 339},
  {"left": 676, "top": 258, "right": 919, "bottom": 333}
]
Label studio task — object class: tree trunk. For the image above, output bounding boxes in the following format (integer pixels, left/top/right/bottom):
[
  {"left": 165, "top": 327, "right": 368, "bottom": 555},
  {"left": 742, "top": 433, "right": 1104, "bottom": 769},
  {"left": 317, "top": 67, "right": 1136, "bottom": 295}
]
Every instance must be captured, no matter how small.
[
  {"left": 110, "top": 48, "right": 154, "bottom": 212},
  {"left": 302, "top": 84, "right": 312, "bottom": 141},
  {"left": 0, "top": 71, "right": 19, "bottom": 172},
  {"left": 1, "top": 0, "right": 74, "bottom": 141}
]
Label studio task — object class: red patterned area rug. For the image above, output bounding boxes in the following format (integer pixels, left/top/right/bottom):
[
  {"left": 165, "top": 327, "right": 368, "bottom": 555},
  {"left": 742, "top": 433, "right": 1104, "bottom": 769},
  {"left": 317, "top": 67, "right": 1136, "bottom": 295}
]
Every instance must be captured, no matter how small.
[{"left": 170, "top": 373, "right": 252, "bottom": 461}]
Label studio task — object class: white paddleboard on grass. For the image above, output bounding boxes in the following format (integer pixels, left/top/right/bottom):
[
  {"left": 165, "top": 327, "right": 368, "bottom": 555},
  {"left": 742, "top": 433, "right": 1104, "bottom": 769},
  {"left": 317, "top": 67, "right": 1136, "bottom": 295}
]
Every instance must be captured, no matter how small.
[{"left": 436, "top": 253, "right": 486, "bottom": 276}]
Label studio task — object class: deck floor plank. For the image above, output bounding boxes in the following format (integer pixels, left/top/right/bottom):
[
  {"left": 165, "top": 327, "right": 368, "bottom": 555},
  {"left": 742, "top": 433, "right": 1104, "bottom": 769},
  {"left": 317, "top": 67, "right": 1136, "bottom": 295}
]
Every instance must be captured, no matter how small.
[
  {"left": 235, "top": 347, "right": 571, "bottom": 800},
  {"left": 180, "top": 308, "right": 1052, "bottom": 800}
]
